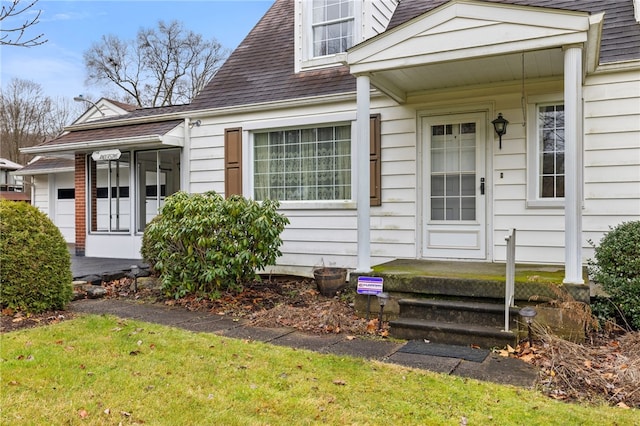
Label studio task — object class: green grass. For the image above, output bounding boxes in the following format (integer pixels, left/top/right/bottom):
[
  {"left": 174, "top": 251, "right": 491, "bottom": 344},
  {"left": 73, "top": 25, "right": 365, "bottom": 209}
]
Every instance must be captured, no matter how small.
[{"left": 1, "top": 315, "right": 635, "bottom": 425}]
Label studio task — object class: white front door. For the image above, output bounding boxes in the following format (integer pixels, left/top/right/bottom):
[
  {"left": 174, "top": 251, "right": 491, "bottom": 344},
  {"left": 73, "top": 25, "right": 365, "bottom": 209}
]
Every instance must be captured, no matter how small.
[{"left": 422, "top": 113, "right": 487, "bottom": 259}]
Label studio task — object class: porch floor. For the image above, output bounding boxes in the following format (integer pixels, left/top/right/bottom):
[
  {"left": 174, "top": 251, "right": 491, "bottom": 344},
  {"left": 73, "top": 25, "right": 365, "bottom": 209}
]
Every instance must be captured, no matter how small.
[
  {"left": 371, "top": 259, "right": 587, "bottom": 286},
  {"left": 352, "top": 258, "right": 592, "bottom": 306}
]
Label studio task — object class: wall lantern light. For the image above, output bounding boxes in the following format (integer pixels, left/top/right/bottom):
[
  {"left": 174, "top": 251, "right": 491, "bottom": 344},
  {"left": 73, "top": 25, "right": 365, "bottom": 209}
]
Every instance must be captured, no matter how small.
[{"left": 492, "top": 113, "right": 509, "bottom": 149}]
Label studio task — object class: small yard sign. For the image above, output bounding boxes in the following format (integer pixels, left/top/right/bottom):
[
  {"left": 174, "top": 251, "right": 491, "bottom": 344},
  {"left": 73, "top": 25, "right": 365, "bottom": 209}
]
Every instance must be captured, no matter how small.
[{"left": 357, "top": 276, "right": 384, "bottom": 295}]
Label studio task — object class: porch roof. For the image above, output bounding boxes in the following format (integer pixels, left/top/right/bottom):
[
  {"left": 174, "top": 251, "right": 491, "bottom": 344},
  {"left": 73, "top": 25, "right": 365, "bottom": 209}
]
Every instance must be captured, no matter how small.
[
  {"left": 22, "top": 120, "right": 184, "bottom": 156},
  {"left": 346, "top": 0, "right": 604, "bottom": 103},
  {"left": 12, "top": 157, "right": 75, "bottom": 176}
]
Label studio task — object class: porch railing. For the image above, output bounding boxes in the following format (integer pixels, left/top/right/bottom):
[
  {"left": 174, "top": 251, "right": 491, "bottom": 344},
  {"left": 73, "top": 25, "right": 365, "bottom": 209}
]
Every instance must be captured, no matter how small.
[{"left": 504, "top": 228, "right": 516, "bottom": 332}]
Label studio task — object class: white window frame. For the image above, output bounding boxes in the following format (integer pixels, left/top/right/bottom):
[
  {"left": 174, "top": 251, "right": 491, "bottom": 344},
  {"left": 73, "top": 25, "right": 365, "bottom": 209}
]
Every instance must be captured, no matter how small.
[
  {"left": 526, "top": 94, "right": 565, "bottom": 208},
  {"left": 245, "top": 113, "right": 357, "bottom": 210},
  {"left": 296, "top": 0, "right": 361, "bottom": 72}
]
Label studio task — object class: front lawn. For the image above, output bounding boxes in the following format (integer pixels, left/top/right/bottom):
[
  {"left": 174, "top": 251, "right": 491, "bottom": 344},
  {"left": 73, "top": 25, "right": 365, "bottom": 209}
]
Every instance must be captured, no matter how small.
[{"left": 1, "top": 315, "right": 635, "bottom": 425}]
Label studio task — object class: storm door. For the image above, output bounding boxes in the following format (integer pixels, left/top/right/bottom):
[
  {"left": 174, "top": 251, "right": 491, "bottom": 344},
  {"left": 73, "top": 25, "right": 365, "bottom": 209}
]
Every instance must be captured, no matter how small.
[{"left": 422, "top": 113, "right": 487, "bottom": 259}]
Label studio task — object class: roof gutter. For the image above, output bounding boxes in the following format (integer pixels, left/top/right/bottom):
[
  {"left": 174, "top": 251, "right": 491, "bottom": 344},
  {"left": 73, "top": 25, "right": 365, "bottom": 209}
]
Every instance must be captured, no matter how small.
[
  {"left": 64, "top": 92, "right": 361, "bottom": 131},
  {"left": 20, "top": 134, "right": 180, "bottom": 156},
  {"left": 12, "top": 166, "right": 75, "bottom": 176}
]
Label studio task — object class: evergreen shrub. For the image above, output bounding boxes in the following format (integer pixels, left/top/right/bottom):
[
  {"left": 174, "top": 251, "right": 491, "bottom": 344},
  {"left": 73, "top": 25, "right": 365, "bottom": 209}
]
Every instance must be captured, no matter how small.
[
  {"left": 141, "top": 191, "right": 289, "bottom": 298},
  {"left": 0, "top": 200, "right": 73, "bottom": 313},
  {"left": 588, "top": 221, "right": 640, "bottom": 330}
]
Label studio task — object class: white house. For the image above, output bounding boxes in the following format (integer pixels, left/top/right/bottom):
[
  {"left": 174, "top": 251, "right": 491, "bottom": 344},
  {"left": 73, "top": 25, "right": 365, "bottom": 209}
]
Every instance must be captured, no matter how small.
[{"left": 22, "top": 0, "right": 640, "bottom": 284}]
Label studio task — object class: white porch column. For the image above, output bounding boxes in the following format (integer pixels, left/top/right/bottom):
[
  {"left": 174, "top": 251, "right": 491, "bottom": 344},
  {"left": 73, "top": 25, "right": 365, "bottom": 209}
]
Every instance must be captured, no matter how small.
[
  {"left": 356, "top": 75, "right": 371, "bottom": 272},
  {"left": 563, "top": 45, "right": 584, "bottom": 284}
]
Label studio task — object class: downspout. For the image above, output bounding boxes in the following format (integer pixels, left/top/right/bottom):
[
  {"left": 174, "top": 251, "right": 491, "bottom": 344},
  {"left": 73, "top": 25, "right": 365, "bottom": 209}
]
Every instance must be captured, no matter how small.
[{"left": 183, "top": 118, "right": 192, "bottom": 193}]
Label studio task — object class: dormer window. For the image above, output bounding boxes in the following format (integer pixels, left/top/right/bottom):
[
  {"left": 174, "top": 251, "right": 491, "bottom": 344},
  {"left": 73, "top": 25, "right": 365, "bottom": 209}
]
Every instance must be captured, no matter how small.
[{"left": 312, "top": 0, "right": 354, "bottom": 57}]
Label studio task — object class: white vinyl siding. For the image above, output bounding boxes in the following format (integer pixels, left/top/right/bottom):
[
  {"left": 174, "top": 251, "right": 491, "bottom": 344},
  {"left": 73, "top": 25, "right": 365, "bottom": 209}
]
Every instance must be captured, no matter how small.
[
  {"left": 582, "top": 70, "right": 640, "bottom": 247},
  {"left": 187, "top": 68, "right": 639, "bottom": 273}
]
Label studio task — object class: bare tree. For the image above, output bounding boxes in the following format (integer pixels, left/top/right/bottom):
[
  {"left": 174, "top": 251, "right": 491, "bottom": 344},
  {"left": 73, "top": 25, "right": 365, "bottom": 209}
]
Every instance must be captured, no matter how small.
[
  {"left": 84, "top": 20, "right": 228, "bottom": 107},
  {"left": 0, "top": 0, "right": 46, "bottom": 47},
  {"left": 0, "top": 79, "right": 76, "bottom": 165}
]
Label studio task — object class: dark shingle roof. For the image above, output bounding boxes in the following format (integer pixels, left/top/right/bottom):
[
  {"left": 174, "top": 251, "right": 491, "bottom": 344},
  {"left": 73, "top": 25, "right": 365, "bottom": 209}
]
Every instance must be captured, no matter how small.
[
  {"left": 15, "top": 157, "right": 75, "bottom": 174},
  {"left": 388, "top": 0, "right": 640, "bottom": 64},
  {"left": 189, "top": 0, "right": 355, "bottom": 111},
  {"left": 190, "top": 0, "right": 638, "bottom": 112},
  {"left": 35, "top": 120, "right": 183, "bottom": 149}
]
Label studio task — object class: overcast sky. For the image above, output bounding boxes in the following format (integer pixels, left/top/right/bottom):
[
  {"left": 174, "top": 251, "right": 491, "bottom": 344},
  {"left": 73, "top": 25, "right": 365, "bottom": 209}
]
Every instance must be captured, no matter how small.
[{"left": 0, "top": 0, "right": 274, "bottom": 100}]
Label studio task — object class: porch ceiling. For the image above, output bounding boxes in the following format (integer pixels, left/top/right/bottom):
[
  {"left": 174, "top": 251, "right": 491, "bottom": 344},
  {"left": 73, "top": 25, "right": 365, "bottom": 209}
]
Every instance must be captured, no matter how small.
[
  {"left": 346, "top": 0, "right": 602, "bottom": 103},
  {"left": 368, "top": 48, "right": 564, "bottom": 99}
]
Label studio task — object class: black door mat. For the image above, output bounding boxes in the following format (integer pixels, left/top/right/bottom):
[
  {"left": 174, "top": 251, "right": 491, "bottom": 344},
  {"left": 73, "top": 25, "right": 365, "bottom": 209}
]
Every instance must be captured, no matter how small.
[{"left": 399, "top": 341, "right": 489, "bottom": 363}]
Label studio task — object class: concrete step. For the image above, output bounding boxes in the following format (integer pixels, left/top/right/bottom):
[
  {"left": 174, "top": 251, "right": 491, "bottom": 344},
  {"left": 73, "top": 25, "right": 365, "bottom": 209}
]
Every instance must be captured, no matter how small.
[
  {"left": 398, "top": 298, "right": 521, "bottom": 328},
  {"left": 389, "top": 317, "right": 516, "bottom": 349}
]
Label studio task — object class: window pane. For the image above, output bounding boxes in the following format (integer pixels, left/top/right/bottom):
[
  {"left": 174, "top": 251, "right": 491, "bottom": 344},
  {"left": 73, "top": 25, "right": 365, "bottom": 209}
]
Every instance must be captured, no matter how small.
[
  {"left": 461, "top": 175, "right": 475, "bottom": 196},
  {"left": 541, "top": 176, "right": 555, "bottom": 198},
  {"left": 431, "top": 175, "right": 444, "bottom": 196},
  {"left": 431, "top": 198, "right": 444, "bottom": 220},
  {"left": 253, "top": 125, "right": 351, "bottom": 201},
  {"left": 461, "top": 197, "right": 475, "bottom": 220},
  {"left": 446, "top": 174, "right": 460, "bottom": 196},
  {"left": 556, "top": 176, "right": 565, "bottom": 198},
  {"left": 312, "top": 0, "right": 354, "bottom": 57},
  {"left": 446, "top": 197, "right": 460, "bottom": 220},
  {"left": 538, "top": 104, "right": 565, "bottom": 198}
]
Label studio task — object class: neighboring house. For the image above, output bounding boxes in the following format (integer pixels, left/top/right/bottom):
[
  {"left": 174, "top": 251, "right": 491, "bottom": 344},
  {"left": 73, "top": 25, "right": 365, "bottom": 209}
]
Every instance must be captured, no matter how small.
[
  {"left": 22, "top": 0, "right": 640, "bottom": 284},
  {"left": 0, "top": 158, "right": 29, "bottom": 202}
]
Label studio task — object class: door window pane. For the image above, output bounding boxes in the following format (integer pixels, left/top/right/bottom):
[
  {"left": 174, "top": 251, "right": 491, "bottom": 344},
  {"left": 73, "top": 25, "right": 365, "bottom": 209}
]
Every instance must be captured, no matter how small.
[{"left": 430, "top": 122, "right": 476, "bottom": 221}]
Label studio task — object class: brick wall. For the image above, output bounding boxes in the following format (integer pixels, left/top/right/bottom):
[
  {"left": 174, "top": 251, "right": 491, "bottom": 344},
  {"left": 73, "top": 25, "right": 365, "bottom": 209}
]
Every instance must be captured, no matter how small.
[{"left": 74, "top": 154, "right": 86, "bottom": 256}]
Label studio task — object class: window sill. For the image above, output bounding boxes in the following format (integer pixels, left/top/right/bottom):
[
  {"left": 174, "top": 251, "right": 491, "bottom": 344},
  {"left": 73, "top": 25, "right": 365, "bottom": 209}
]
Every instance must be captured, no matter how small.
[
  {"left": 277, "top": 200, "right": 356, "bottom": 210},
  {"left": 526, "top": 199, "right": 565, "bottom": 209},
  {"left": 299, "top": 53, "right": 347, "bottom": 72}
]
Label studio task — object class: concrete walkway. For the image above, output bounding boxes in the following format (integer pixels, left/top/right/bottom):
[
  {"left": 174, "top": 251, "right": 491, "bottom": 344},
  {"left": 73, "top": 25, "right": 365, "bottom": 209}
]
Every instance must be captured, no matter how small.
[
  {"left": 70, "top": 252, "right": 539, "bottom": 387},
  {"left": 70, "top": 296, "right": 539, "bottom": 388}
]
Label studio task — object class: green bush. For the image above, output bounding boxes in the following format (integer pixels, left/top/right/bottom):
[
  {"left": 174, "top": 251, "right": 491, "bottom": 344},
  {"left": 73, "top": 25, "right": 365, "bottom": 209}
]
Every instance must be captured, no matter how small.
[
  {"left": 0, "top": 200, "right": 73, "bottom": 314},
  {"left": 588, "top": 221, "right": 640, "bottom": 330},
  {"left": 141, "top": 191, "right": 289, "bottom": 298}
]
